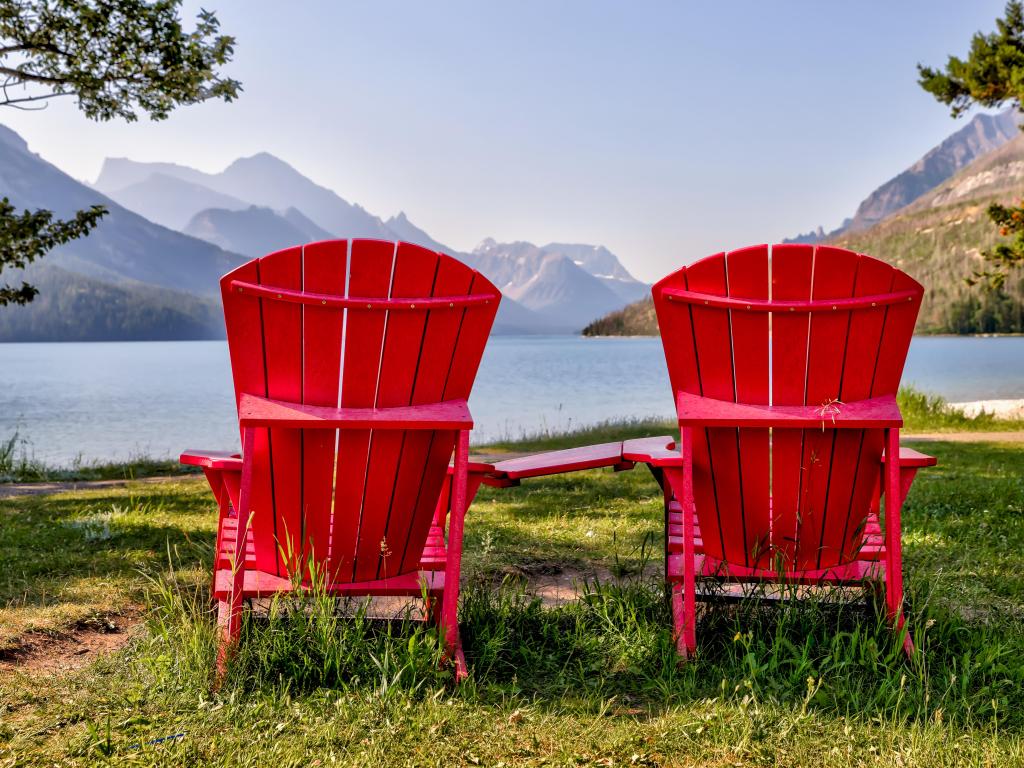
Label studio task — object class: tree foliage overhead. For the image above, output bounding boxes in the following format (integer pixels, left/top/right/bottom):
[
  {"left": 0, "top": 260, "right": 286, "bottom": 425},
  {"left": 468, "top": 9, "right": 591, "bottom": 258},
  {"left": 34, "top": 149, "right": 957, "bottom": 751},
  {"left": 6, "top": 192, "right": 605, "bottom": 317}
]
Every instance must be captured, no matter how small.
[
  {"left": 918, "top": 1, "right": 1024, "bottom": 285},
  {"left": 0, "top": 0, "right": 239, "bottom": 306},
  {"left": 0, "top": 0, "right": 240, "bottom": 118}
]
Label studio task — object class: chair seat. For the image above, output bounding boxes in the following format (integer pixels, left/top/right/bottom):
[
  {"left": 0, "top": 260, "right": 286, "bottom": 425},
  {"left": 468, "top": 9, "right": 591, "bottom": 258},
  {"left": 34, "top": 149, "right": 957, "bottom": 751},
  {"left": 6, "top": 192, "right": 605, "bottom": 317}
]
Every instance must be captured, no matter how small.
[
  {"left": 664, "top": 501, "right": 885, "bottom": 560},
  {"left": 213, "top": 566, "right": 444, "bottom": 599},
  {"left": 667, "top": 552, "right": 884, "bottom": 585}
]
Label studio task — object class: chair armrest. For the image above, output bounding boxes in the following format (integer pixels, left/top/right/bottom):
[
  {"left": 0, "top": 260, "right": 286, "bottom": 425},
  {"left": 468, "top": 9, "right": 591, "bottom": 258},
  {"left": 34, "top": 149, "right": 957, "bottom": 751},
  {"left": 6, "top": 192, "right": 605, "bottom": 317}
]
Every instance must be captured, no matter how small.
[
  {"left": 622, "top": 436, "right": 683, "bottom": 467},
  {"left": 883, "top": 446, "right": 937, "bottom": 467},
  {"left": 238, "top": 393, "right": 473, "bottom": 430},
  {"left": 486, "top": 441, "right": 630, "bottom": 481},
  {"left": 180, "top": 450, "right": 242, "bottom": 471},
  {"left": 676, "top": 392, "right": 902, "bottom": 428}
]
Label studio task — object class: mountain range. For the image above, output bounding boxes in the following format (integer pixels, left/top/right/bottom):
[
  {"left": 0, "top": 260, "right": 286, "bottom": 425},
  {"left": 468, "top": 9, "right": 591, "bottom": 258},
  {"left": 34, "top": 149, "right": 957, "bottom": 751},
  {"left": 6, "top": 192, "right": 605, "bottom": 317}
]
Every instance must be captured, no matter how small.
[
  {"left": 93, "top": 154, "right": 648, "bottom": 333},
  {"left": 0, "top": 125, "right": 648, "bottom": 340},
  {"left": 586, "top": 109, "right": 1024, "bottom": 336},
  {"left": 0, "top": 124, "right": 242, "bottom": 341}
]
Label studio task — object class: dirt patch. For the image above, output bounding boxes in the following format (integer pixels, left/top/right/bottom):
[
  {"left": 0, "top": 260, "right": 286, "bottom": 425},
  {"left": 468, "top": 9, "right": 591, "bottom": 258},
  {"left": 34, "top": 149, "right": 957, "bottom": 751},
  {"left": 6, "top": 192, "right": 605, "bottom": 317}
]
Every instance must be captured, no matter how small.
[
  {"left": 0, "top": 611, "right": 143, "bottom": 674},
  {"left": 0, "top": 475, "right": 189, "bottom": 500},
  {"left": 488, "top": 562, "right": 662, "bottom": 607}
]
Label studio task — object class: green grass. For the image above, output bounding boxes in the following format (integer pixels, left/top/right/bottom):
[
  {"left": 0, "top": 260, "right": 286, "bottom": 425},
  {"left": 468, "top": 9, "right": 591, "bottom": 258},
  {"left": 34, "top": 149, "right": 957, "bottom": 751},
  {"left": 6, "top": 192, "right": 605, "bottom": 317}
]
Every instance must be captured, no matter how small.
[
  {"left": 2, "top": 430, "right": 1024, "bottom": 765},
  {"left": 0, "top": 430, "right": 198, "bottom": 484},
  {"left": 898, "top": 386, "right": 1023, "bottom": 432}
]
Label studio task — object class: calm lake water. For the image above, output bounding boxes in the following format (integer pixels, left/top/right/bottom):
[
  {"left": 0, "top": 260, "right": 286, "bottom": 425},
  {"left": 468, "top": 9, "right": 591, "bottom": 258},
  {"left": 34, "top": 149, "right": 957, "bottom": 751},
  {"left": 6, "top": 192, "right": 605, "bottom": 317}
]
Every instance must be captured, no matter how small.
[{"left": 0, "top": 336, "right": 1021, "bottom": 464}]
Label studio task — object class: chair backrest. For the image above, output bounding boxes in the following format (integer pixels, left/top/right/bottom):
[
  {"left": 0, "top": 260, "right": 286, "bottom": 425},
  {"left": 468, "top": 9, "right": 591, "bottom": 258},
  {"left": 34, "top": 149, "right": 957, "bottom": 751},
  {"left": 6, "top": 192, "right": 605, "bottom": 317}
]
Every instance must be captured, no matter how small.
[
  {"left": 221, "top": 239, "right": 499, "bottom": 583},
  {"left": 652, "top": 244, "right": 922, "bottom": 571}
]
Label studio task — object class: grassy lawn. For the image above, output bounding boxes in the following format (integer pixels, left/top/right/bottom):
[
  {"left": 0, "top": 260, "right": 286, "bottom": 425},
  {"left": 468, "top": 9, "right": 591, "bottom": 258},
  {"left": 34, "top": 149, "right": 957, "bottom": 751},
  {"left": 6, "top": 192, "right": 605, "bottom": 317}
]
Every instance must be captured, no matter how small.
[{"left": 1, "top": 434, "right": 1023, "bottom": 766}]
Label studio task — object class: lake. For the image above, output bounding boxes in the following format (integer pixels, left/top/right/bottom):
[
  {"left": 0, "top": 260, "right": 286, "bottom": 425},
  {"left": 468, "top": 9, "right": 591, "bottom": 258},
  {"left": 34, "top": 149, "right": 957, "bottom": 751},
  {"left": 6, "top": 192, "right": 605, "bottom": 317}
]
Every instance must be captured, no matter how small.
[{"left": 0, "top": 336, "right": 1021, "bottom": 465}]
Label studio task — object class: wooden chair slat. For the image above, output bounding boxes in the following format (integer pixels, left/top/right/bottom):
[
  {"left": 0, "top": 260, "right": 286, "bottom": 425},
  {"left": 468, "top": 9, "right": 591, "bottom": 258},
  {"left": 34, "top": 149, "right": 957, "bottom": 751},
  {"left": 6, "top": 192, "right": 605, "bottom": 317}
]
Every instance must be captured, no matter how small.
[
  {"left": 399, "top": 260, "right": 498, "bottom": 573},
  {"left": 259, "top": 247, "right": 305, "bottom": 576},
  {"left": 769, "top": 244, "right": 814, "bottom": 567},
  {"left": 393, "top": 255, "right": 476, "bottom": 573},
  {"left": 356, "top": 243, "right": 439, "bottom": 582},
  {"left": 299, "top": 240, "right": 348, "bottom": 576},
  {"left": 833, "top": 256, "right": 896, "bottom": 564},
  {"left": 331, "top": 239, "right": 395, "bottom": 581},
  {"left": 797, "top": 245, "right": 860, "bottom": 570},
  {"left": 686, "top": 253, "right": 746, "bottom": 566},
  {"left": 726, "top": 245, "right": 770, "bottom": 567}
]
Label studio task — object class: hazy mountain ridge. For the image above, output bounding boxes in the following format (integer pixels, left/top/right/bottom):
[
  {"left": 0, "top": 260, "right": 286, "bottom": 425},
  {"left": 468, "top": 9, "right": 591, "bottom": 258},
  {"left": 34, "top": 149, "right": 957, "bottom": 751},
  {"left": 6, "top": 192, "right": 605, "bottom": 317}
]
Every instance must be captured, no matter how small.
[
  {"left": 1, "top": 122, "right": 645, "bottom": 339},
  {"left": 0, "top": 123, "right": 247, "bottom": 341},
  {"left": 96, "top": 154, "right": 647, "bottom": 334},
  {"left": 106, "top": 173, "right": 250, "bottom": 230},
  {"left": 183, "top": 205, "right": 334, "bottom": 259},
  {"left": 96, "top": 154, "right": 397, "bottom": 241}
]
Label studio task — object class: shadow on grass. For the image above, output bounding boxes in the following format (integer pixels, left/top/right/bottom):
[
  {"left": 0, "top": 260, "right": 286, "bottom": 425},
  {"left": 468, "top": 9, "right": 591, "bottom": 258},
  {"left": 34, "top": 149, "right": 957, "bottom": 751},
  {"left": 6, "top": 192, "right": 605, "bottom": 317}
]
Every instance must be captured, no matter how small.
[{"left": 6, "top": 437, "right": 1024, "bottom": 740}]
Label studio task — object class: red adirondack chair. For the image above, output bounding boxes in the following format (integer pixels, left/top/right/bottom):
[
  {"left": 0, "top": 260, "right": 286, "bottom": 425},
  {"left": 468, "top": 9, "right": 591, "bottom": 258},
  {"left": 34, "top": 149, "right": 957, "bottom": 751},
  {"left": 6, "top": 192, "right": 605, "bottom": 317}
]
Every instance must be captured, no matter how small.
[
  {"left": 181, "top": 239, "right": 641, "bottom": 680},
  {"left": 179, "top": 239, "right": 502, "bottom": 679},
  {"left": 639, "top": 244, "right": 936, "bottom": 658}
]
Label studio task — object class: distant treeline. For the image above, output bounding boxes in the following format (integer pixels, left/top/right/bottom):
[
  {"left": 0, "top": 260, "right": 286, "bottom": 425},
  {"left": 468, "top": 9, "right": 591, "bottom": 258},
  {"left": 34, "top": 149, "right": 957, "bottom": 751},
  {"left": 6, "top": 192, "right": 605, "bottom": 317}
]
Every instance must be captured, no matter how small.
[
  {"left": 943, "top": 283, "right": 1024, "bottom": 334},
  {"left": 583, "top": 281, "right": 1024, "bottom": 337},
  {"left": 0, "top": 265, "right": 224, "bottom": 342}
]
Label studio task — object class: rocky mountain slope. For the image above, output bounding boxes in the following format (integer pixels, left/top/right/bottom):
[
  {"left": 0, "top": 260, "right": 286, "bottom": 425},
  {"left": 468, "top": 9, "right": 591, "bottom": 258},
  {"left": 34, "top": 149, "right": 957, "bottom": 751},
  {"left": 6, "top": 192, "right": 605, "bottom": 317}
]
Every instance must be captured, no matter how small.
[
  {"left": 581, "top": 296, "right": 657, "bottom": 337},
  {"left": 834, "top": 133, "right": 1024, "bottom": 332},
  {"left": 788, "top": 109, "right": 1021, "bottom": 243},
  {"left": 469, "top": 239, "right": 649, "bottom": 331},
  {"left": 585, "top": 127, "right": 1024, "bottom": 336}
]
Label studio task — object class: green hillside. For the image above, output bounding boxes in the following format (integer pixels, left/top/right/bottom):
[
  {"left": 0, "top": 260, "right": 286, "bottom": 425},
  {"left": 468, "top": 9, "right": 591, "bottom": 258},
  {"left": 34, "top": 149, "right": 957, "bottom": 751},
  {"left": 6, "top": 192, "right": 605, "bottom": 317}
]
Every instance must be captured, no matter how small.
[
  {"left": 584, "top": 134, "right": 1024, "bottom": 336},
  {"left": 582, "top": 295, "right": 656, "bottom": 336},
  {"left": 834, "top": 134, "right": 1024, "bottom": 333}
]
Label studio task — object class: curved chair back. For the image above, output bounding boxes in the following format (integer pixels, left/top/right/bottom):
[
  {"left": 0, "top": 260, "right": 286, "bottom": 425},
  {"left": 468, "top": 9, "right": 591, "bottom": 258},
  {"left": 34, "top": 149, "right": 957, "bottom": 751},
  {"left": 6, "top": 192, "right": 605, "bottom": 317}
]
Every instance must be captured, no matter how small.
[
  {"left": 221, "top": 239, "right": 499, "bottom": 583},
  {"left": 653, "top": 244, "right": 922, "bottom": 570}
]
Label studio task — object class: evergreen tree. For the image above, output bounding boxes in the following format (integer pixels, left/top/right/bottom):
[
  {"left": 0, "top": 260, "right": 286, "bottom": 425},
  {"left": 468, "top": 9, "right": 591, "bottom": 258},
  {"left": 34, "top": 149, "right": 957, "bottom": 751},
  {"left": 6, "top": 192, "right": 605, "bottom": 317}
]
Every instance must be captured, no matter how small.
[{"left": 919, "top": 1, "right": 1024, "bottom": 287}]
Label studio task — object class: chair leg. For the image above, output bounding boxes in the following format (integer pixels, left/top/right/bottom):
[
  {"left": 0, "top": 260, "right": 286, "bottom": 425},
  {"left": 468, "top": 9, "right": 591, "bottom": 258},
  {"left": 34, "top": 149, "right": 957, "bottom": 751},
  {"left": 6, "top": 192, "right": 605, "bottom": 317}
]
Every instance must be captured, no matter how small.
[
  {"left": 215, "top": 428, "right": 255, "bottom": 685},
  {"left": 666, "top": 426, "right": 697, "bottom": 660},
  {"left": 439, "top": 430, "right": 470, "bottom": 681},
  {"left": 671, "top": 577, "right": 697, "bottom": 659},
  {"left": 215, "top": 592, "right": 243, "bottom": 682},
  {"left": 884, "top": 428, "right": 913, "bottom": 658}
]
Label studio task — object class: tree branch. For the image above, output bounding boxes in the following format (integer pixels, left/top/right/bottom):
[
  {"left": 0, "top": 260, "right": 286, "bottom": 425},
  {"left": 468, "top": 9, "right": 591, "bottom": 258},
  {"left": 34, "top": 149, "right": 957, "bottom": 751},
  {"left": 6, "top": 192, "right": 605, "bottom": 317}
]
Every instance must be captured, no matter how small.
[
  {"left": 0, "top": 65, "right": 67, "bottom": 85},
  {"left": 1, "top": 92, "right": 65, "bottom": 109}
]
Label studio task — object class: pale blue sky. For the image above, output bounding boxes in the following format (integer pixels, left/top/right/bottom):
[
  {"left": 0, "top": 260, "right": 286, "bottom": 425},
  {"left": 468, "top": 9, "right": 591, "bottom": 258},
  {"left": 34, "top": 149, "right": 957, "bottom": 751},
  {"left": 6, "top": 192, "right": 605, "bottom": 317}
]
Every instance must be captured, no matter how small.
[{"left": 0, "top": 1, "right": 1011, "bottom": 281}]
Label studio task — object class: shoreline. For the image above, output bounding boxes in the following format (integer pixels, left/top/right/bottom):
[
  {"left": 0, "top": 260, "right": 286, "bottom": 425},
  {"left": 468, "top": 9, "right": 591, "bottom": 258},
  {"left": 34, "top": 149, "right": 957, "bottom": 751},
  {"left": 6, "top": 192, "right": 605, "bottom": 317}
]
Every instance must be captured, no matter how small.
[{"left": 950, "top": 399, "right": 1024, "bottom": 419}]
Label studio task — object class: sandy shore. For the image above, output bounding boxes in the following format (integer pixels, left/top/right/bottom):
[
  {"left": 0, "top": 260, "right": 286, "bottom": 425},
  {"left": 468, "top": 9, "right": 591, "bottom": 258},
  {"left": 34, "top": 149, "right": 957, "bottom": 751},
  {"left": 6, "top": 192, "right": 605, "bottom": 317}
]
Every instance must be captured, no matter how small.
[{"left": 950, "top": 399, "right": 1024, "bottom": 419}]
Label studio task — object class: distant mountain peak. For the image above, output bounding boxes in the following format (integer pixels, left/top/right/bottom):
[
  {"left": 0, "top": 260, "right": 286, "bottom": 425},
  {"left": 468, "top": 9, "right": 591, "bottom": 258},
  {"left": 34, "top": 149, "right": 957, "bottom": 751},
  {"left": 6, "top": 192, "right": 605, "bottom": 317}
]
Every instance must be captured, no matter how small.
[
  {"left": 225, "top": 151, "right": 296, "bottom": 174},
  {"left": 0, "top": 122, "right": 29, "bottom": 153}
]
